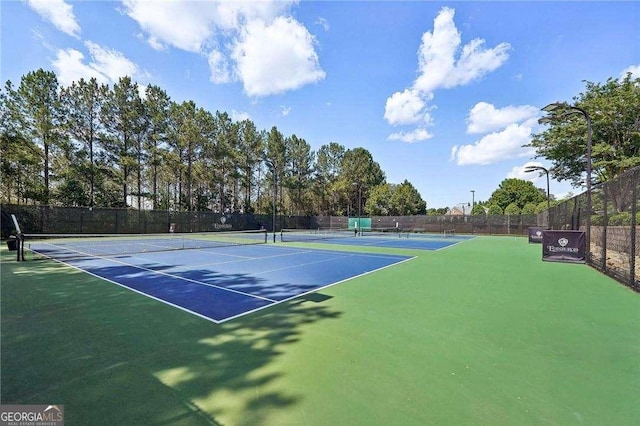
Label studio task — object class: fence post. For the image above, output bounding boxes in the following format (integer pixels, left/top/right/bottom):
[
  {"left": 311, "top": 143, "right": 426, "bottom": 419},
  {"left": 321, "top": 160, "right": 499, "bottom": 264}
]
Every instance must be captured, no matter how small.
[
  {"left": 630, "top": 178, "right": 637, "bottom": 288},
  {"left": 602, "top": 184, "right": 608, "bottom": 272}
]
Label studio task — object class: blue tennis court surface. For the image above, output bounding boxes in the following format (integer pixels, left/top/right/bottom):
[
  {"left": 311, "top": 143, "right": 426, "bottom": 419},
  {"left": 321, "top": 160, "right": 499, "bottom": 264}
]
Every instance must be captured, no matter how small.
[
  {"left": 30, "top": 244, "right": 413, "bottom": 323},
  {"left": 282, "top": 231, "right": 475, "bottom": 250}
]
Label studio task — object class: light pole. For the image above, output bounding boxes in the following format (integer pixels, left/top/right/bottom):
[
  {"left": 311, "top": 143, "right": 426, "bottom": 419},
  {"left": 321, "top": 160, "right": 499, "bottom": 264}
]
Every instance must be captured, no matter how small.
[
  {"left": 264, "top": 158, "right": 277, "bottom": 243},
  {"left": 539, "top": 102, "right": 592, "bottom": 258},
  {"left": 525, "top": 165, "right": 551, "bottom": 227},
  {"left": 470, "top": 190, "right": 475, "bottom": 210}
]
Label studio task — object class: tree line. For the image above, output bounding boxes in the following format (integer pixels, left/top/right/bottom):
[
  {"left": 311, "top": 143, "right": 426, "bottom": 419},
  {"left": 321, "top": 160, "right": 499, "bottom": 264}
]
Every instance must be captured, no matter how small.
[
  {"left": 3, "top": 70, "right": 637, "bottom": 217},
  {"left": 1, "top": 69, "right": 427, "bottom": 216}
]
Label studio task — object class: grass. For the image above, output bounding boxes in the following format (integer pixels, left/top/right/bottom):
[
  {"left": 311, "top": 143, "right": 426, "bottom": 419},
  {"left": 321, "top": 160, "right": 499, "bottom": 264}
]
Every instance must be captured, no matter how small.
[{"left": 1, "top": 236, "right": 639, "bottom": 425}]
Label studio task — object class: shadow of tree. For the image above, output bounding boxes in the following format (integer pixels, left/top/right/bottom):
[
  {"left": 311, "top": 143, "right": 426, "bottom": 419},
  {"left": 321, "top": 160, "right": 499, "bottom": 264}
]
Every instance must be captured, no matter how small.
[{"left": 1, "top": 251, "right": 342, "bottom": 425}]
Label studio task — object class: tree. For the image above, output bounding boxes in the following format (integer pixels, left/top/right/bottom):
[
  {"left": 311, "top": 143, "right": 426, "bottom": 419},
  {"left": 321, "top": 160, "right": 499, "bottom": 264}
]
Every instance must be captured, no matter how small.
[
  {"left": 101, "top": 77, "right": 143, "bottom": 207},
  {"left": 391, "top": 180, "right": 426, "bottom": 215},
  {"left": 314, "top": 142, "right": 346, "bottom": 215},
  {"left": 471, "top": 203, "right": 486, "bottom": 215},
  {"left": 521, "top": 202, "right": 537, "bottom": 215},
  {"left": 60, "top": 78, "right": 109, "bottom": 207},
  {"left": 487, "top": 178, "right": 545, "bottom": 211},
  {"left": 236, "top": 120, "right": 264, "bottom": 213},
  {"left": 366, "top": 183, "right": 393, "bottom": 215},
  {"left": 338, "top": 147, "right": 386, "bottom": 215},
  {"left": 210, "top": 110, "right": 239, "bottom": 213},
  {"left": 504, "top": 202, "right": 521, "bottom": 216},
  {"left": 9, "top": 69, "right": 64, "bottom": 204},
  {"left": 1, "top": 82, "right": 42, "bottom": 203},
  {"left": 143, "top": 85, "right": 171, "bottom": 209},
  {"left": 264, "top": 126, "right": 286, "bottom": 215},
  {"left": 428, "top": 207, "right": 448, "bottom": 216},
  {"left": 528, "top": 74, "right": 640, "bottom": 211},
  {"left": 284, "top": 135, "right": 315, "bottom": 215},
  {"left": 487, "top": 204, "right": 503, "bottom": 215}
]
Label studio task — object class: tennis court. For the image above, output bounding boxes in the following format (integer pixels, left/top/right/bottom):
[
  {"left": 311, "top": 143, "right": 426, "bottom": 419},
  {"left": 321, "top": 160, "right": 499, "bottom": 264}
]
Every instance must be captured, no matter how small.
[
  {"left": 2, "top": 235, "right": 639, "bottom": 425},
  {"left": 22, "top": 232, "right": 413, "bottom": 323},
  {"left": 280, "top": 228, "right": 475, "bottom": 250}
]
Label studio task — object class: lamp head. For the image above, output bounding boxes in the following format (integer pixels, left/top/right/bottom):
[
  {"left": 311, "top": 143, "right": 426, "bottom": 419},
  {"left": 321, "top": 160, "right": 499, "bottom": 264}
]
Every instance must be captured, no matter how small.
[
  {"left": 537, "top": 116, "right": 556, "bottom": 125},
  {"left": 524, "top": 165, "right": 548, "bottom": 174},
  {"left": 541, "top": 102, "right": 568, "bottom": 113}
]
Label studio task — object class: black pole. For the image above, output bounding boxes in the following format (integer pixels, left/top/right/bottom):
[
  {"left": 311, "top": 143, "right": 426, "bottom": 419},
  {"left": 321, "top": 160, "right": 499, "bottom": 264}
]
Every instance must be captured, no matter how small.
[
  {"left": 272, "top": 173, "right": 277, "bottom": 243},
  {"left": 264, "top": 158, "right": 277, "bottom": 243},
  {"left": 358, "top": 186, "right": 362, "bottom": 236},
  {"left": 545, "top": 171, "right": 551, "bottom": 228}
]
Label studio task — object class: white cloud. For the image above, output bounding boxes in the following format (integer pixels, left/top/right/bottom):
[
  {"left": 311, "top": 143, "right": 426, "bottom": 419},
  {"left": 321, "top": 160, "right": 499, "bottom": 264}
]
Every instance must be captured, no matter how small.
[
  {"left": 507, "top": 161, "right": 545, "bottom": 181},
  {"left": 451, "top": 122, "right": 535, "bottom": 165},
  {"left": 466, "top": 102, "right": 538, "bottom": 134},
  {"left": 52, "top": 49, "right": 106, "bottom": 86},
  {"left": 122, "top": 0, "right": 218, "bottom": 52},
  {"left": 85, "top": 42, "right": 143, "bottom": 83},
  {"left": 413, "top": 7, "right": 510, "bottom": 93},
  {"left": 208, "top": 50, "right": 232, "bottom": 84},
  {"left": 233, "top": 17, "right": 325, "bottom": 97},
  {"left": 26, "top": 0, "right": 81, "bottom": 38},
  {"left": 231, "top": 110, "right": 251, "bottom": 122},
  {"left": 280, "top": 105, "right": 292, "bottom": 116},
  {"left": 620, "top": 64, "right": 640, "bottom": 79},
  {"left": 52, "top": 41, "right": 147, "bottom": 88},
  {"left": 385, "top": 7, "right": 510, "bottom": 141},
  {"left": 315, "top": 17, "right": 330, "bottom": 31},
  {"left": 123, "top": 0, "right": 321, "bottom": 97},
  {"left": 388, "top": 128, "right": 434, "bottom": 143},
  {"left": 384, "top": 89, "right": 431, "bottom": 126}
]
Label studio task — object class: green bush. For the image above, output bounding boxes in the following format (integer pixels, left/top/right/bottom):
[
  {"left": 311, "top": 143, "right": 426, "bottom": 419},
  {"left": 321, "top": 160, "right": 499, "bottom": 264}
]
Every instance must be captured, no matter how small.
[
  {"left": 591, "top": 211, "right": 640, "bottom": 226},
  {"left": 487, "top": 204, "right": 503, "bottom": 215},
  {"left": 504, "top": 202, "right": 521, "bottom": 216},
  {"left": 608, "top": 212, "right": 631, "bottom": 225},
  {"left": 521, "top": 202, "right": 537, "bottom": 215}
]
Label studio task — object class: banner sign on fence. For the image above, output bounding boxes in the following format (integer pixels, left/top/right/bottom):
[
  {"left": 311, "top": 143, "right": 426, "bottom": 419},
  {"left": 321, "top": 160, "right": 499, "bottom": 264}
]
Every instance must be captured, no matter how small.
[
  {"left": 542, "top": 230, "right": 586, "bottom": 263},
  {"left": 348, "top": 217, "right": 372, "bottom": 230},
  {"left": 528, "top": 227, "right": 546, "bottom": 244}
]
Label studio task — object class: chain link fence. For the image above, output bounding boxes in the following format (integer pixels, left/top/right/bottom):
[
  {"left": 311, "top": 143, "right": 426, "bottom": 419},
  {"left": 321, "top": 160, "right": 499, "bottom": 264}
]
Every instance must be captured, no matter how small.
[
  {"left": 2, "top": 206, "right": 539, "bottom": 238},
  {"left": 3, "top": 166, "right": 638, "bottom": 291},
  {"left": 0, "top": 205, "right": 273, "bottom": 235},
  {"left": 313, "top": 214, "right": 539, "bottom": 236},
  {"left": 548, "top": 165, "right": 639, "bottom": 291}
]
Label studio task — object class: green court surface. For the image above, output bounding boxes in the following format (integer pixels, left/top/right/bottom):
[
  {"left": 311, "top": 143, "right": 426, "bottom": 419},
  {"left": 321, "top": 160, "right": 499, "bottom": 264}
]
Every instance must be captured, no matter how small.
[{"left": 1, "top": 236, "right": 639, "bottom": 425}]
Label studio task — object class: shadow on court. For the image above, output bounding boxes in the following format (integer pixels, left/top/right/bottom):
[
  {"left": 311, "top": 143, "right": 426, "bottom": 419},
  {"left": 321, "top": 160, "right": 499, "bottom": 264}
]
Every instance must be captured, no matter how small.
[{"left": 1, "top": 251, "right": 342, "bottom": 425}]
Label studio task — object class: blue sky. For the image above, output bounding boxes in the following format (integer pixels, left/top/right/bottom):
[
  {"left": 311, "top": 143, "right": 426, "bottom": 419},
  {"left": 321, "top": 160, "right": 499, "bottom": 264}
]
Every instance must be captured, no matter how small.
[{"left": 2, "top": 1, "right": 639, "bottom": 209}]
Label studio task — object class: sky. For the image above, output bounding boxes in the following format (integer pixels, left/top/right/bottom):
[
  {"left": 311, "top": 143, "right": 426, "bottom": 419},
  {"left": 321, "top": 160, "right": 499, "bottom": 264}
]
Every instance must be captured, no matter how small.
[{"left": 2, "top": 1, "right": 639, "bottom": 209}]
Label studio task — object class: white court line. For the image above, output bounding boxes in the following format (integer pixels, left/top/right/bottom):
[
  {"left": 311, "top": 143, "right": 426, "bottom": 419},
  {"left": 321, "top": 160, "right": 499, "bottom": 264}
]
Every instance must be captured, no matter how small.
[
  {"left": 30, "top": 243, "right": 278, "bottom": 303},
  {"left": 219, "top": 255, "right": 417, "bottom": 323},
  {"left": 126, "top": 244, "right": 408, "bottom": 272},
  {"left": 28, "top": 244, "right": 415, "bottom": 324}
]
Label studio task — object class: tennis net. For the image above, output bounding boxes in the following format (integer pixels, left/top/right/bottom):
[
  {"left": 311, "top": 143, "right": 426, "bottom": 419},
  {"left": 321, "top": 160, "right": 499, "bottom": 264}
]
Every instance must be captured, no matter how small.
[
  {"left": 22, "top": 229, "right": 267, "bottom": 260},
  {"left": 280, "top": 228, "right": 354, "bottom": 242},
  {"left": 360, "top": 227, "right": 404, "bottom": 237}
]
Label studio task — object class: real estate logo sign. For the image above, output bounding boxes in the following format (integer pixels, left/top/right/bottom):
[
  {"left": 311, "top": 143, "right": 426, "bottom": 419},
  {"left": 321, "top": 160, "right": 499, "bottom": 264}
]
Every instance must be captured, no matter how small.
[
  {"left": 542, "top": 230, "right": 586, "bottom": 263},
  {"left": 528, "top": 227, "right": 546, "bottom": 244}
]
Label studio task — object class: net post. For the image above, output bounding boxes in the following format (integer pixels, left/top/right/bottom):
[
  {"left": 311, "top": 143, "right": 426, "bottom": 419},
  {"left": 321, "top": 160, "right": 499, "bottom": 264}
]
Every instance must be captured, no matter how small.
[
  {"left": 10, "top": 214, "right": 24, "bottom": 261},
  {"left": 17, "top": 234, "right": 24, "bottom": 261}
]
